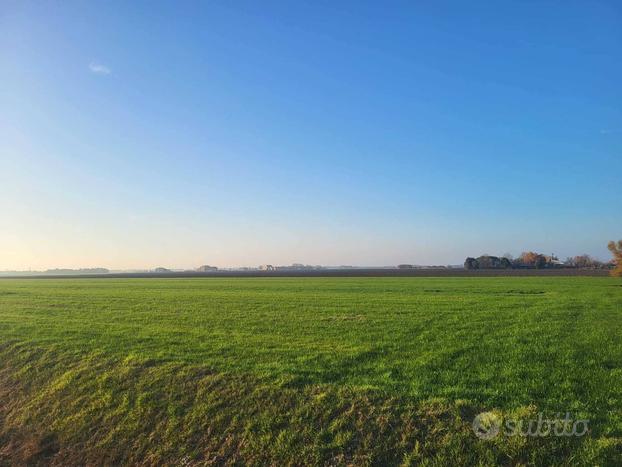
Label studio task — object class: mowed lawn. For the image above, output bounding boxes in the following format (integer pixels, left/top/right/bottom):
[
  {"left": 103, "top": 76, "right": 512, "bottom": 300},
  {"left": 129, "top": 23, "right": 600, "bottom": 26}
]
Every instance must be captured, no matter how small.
[{"left": 0, "top": 277, "right": 621, "bottom": 465}]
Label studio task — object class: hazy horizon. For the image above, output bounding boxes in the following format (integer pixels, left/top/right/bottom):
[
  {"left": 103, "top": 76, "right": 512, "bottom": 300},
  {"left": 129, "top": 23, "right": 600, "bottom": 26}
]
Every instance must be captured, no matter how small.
[
  {"left": 0, "top": 244, "right": 614, "bottom": 273},
  {"left": 2, "top": 1, "right": 620, "bottom": 271}
]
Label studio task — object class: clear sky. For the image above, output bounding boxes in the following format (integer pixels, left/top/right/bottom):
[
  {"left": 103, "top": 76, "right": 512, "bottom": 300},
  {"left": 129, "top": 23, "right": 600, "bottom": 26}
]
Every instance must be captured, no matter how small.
[{"left": 1, "top": 1, "right": 621, "bottom": 270}]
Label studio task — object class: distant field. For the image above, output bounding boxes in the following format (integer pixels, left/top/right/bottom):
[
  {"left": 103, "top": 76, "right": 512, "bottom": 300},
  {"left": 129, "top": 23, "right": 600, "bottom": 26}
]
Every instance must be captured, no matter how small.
[{"left": 0, "top": 277, "right": 620, "bottom": 465}]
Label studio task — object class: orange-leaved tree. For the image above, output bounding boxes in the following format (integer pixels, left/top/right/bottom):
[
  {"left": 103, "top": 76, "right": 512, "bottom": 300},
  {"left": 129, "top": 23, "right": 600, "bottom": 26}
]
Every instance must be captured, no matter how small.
[{"left": 608, "top": 240, "right": 622, "bottom": 277}]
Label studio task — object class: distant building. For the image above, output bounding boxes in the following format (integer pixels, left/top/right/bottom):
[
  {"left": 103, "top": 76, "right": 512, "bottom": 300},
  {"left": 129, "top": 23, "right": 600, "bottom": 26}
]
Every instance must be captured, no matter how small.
[
  {"left": 153, "top": 267, "right": 171, "bottom": 273},
  {"left": 544, "top": 255, "right": 564, "bottom": 267},
  {"left": 197, "top": 265, "right": 218, "bottom": 272},
  {"left": 259, "top": 265, "right": 275, "bottom": 271},
  {"left": 397, "top": 264, "right": 414, "bottom": 269}
]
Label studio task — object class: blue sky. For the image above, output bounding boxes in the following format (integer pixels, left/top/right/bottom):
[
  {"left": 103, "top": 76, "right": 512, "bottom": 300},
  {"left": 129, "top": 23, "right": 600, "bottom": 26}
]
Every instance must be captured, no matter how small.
[{"left": 1, "top": 1, "right": 621, "bottom": 269}]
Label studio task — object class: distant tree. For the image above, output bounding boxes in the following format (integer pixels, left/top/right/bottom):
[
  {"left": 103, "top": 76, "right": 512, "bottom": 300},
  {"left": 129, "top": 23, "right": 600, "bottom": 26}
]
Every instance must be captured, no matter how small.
[
  {"left": 569, "top": 255, "right": 603, "bottom": 269},
  {"left": 476, "top": 255, "right": 495, "bottom": 269},
  {"left": 608, "top": 240, "right": 622, "bottom": 277},
  {"left": 519, "top": 251, "right": 539, "bottom": 266},
  {"left": 478, "top": 255, "right": 503, "bottom": 269},
  {"left": 500, "top": 257, "right": 513, "bottom": 269},
  {"left": 534, "top": 255, "right": 546, "bottom": 269},
  {"left": 516, "top": 251, "right": 547, "bottom": 269},
  {"left": 465, "top": 255, "right": 513, "bottom": 270}
]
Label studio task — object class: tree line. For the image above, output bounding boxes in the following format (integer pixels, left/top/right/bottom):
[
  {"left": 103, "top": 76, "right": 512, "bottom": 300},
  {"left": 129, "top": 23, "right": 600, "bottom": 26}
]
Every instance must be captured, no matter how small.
[{"left": 465, "top": 240, "right": 622, "bottom": 276}]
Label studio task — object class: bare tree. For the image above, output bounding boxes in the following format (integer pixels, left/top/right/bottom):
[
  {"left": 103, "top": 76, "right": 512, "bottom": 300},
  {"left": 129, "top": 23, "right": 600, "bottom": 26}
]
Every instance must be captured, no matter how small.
[{"left": 569, "top": 255, "right": 603, "bottom": 269}]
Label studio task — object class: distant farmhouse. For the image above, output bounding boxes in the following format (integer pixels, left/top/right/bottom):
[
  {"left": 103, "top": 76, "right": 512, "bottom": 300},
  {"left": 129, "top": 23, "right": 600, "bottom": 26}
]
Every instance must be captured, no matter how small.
[
  {"left": 259, "top": 265, "right": 275, "bottom": 271},
  {"left": 153, "top": 267, "right": 171, "bottom": 273},
  {"left": 197, "top": 265, "right": 218, "bottom": 272}
]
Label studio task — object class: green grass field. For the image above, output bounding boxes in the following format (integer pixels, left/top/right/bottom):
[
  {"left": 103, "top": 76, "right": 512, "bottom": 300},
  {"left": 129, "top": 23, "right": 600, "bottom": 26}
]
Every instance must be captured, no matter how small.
[{"left": 0, "top": 277, "right": 621, "bottom": 465}]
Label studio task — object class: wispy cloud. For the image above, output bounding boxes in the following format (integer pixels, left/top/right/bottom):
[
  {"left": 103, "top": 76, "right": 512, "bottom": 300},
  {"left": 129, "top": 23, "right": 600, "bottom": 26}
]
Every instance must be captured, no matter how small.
[
  {"left": 89, "top": 62, "right": 111, "bottom": 75},
  {"left": 600, "top": 129, "right": 621, "bottom": 135}
]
